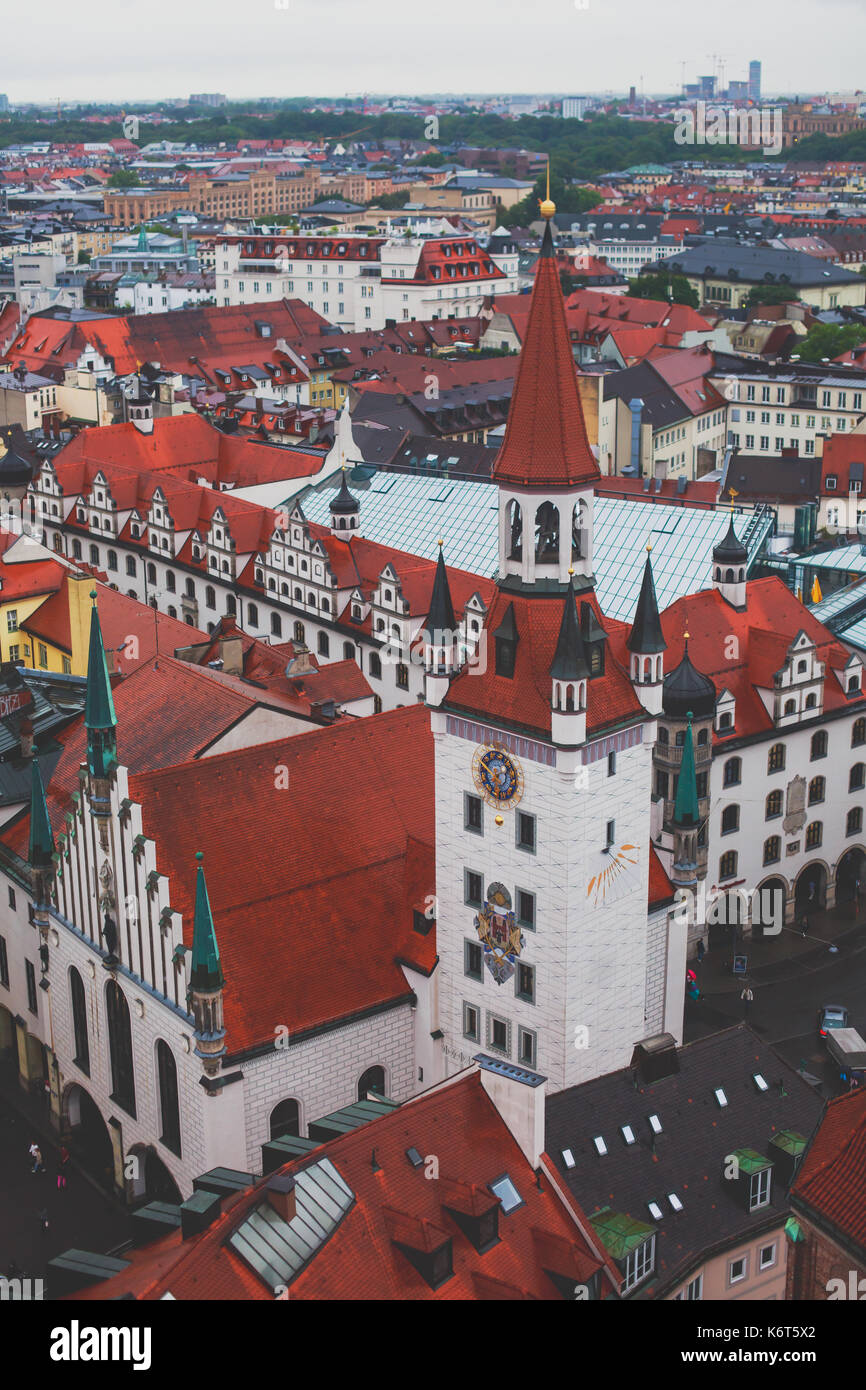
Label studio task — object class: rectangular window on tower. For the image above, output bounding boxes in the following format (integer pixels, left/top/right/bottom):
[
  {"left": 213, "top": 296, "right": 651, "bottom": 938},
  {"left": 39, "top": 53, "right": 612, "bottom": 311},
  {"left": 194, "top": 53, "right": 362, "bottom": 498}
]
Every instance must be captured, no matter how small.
[
  {"left": 464, "top": 869, "right": 483, "bottom": 907},
  {"left": 516, "top": 888, "right": 535, "bottom": 930},
  {"left": 464, "top": 940, "right": 482, "bottom": 981},
  {"left": 464, "top": 793, "right": 483, "bottom": 835},
  {"left": 516, "top": 812, "right": 536, "bottom": 854}
]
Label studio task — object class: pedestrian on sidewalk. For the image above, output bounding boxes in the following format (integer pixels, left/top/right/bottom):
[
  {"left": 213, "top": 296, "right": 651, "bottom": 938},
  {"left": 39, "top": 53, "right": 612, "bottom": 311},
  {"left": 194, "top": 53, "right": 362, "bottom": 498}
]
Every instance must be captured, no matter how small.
[
  {"left": 800, "top": 913, "right": 809, "bottom": 938},
  {"left": 37, "top": 1208, "right": 49, "bottom": 1238},
  {"left": 696, "top": 938, "right": 705, "bottom": 964},
  {"left": 741, "top": 984, "right": 754, "bottom": 1017},
  {"left": 854, "top": 877, "right": 861, "bottom": 914},
  {"left": 56, "top": 1168, "right": 67, "bottom": 1192},
  {"left": 29, "top": 1141, "right": 44, "bottom": 1174}
]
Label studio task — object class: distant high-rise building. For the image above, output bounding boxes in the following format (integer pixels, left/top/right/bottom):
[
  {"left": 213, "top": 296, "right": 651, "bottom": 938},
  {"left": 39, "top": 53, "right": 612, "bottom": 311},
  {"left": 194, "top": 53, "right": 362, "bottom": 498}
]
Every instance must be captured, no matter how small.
[
  {"left": 698, "top": 74, "right": 716, "bottom": 99},
  {"left": 748, "top": 61, "right": 761, "bottom": 102},
  {"left": 562, "top": 96, "right": 589, "bottom": 120},
  {"left": 189, "top": 93, "right": 226, "bottom": 108},
  {"left": 727, "top": 81, "right": 749, "bottom": 102},
  {"left": 0, "top": 94, "right": 9, "bottom": 113},
  {"left": 628, "top": 86, "right": 637, "bottom": 107}
]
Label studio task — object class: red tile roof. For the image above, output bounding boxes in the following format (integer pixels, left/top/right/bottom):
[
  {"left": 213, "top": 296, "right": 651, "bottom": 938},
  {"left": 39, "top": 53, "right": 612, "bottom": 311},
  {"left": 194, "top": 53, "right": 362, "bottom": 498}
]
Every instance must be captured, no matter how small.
[
  {"left": 126, "top": 705, "right": 435, "bottom": 1049},
  {"left": 493, "top": 225, "right": 599, "bottom": 490},
  {"left": 658, "top": 578, "right": 863, "bottom": 741},
  {"left": 819, "top": 432, "right": 866, "bottom": 495},
  {"left": 446, "top": 586, "right": 643, "bottom": 740},
  {"left": 0, "top": 555, "right": 67, "bottom": 604},
  {"left": 68, "top": 1072, "right": 607, "bottom": 1302},
  {"left": 793, "top": 1087, "right": 866, "bottom": 1252}
]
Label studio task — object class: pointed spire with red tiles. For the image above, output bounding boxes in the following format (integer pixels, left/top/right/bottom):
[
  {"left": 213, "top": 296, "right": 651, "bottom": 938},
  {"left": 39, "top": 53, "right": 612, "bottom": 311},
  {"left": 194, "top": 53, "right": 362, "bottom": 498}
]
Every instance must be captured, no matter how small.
[{"left": 493, "top": 195, "right": 600, "bottom": 491}]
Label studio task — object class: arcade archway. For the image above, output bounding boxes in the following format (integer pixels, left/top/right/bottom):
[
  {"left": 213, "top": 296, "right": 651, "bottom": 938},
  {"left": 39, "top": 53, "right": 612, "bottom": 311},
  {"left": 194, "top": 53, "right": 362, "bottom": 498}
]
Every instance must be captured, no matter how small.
[{"left": 835, "top": 847, "right": 865, "bottom": 907}]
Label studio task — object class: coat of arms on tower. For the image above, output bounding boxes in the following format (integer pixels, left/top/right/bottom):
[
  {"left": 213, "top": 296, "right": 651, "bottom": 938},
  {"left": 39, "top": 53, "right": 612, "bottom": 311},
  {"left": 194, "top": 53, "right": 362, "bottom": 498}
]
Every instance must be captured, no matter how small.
[{"left": 475, "top": 882, "right": 524, "bottom": 985}]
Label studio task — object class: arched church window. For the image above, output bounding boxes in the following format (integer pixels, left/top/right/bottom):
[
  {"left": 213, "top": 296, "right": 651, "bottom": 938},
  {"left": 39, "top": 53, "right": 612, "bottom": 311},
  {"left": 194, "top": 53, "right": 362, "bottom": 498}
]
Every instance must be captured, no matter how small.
[
  {"left": 106, "top": 979, "right": 136, "bottom": 1118},
  {"left": 156, "top": 1040, "right": 181, "bottom": 1156}
]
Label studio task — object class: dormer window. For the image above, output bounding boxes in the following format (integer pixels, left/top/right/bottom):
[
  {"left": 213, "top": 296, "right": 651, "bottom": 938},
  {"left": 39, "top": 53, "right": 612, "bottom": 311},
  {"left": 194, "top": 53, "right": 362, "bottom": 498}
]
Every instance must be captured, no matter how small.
[
  {"left": 494, "top": 603, "right": 518, "bottom": 679},
  {"left": 826, "top": 476, "right": 837, "bottom": 489}
]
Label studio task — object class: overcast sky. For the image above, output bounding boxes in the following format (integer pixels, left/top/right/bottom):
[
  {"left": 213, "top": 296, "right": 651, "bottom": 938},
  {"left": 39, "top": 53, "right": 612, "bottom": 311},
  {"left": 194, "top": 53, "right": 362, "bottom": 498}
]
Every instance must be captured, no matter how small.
[{"left": 6, "top": 0, "right": 866, "bottom": 105}]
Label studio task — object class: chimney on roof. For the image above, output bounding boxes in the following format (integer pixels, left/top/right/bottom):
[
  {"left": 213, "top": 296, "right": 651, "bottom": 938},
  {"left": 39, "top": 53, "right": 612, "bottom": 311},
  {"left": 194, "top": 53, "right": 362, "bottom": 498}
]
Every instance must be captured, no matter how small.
[
  {"left": 19, "top": 716, "right": 34, "bottom": 759},
  {"left": 478, "top": 1054, "right": 546, "bottom": 1170},
  {"left": 265, "top": 1174, "right": 297, "bottom": 1224}
]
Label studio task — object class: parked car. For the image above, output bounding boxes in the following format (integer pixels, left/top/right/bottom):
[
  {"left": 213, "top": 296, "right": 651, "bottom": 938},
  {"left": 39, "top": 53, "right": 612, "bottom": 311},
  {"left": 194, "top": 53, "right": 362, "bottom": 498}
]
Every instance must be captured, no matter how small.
[{"left": 817, "top": 1004, "right": 849, "bottom": 1040}]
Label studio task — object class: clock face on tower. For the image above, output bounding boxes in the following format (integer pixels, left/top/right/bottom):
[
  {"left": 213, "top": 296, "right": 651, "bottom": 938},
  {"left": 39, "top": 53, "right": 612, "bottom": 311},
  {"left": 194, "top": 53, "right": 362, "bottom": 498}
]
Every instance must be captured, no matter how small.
[{"left": 472, "top": 744, "right": 524, "bottom": 808}]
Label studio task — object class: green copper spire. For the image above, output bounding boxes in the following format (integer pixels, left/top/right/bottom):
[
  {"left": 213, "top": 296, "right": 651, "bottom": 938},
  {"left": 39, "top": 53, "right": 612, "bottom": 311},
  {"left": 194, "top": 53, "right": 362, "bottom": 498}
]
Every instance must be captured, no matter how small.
[
  {"left": 189, "top": 852, "right": 224, "bottom": 992},
  {"left": 136, "top": 225, "right": 149, "bottom": 252},
  {"left": 673, "top": 712, "right": 700, "bottom": 827},
  {"left": 85, "top": 591, "right": 117, "bottom": 779},
  {"left": 28, "top": 756, "right": 55, "bottom": 869}
]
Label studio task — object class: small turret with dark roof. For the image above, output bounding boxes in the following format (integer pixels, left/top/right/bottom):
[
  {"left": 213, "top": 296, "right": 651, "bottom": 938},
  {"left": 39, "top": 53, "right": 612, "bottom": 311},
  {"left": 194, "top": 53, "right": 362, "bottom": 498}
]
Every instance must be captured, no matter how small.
[
  {"left": 427, "top": 541, "right": 457, "bottom": 637},
  {"left": 628, "top": 549, "right": 666, "bottom": 655},
  {"left": 550, "top": 575, "right": 589, "bottom": 682},
  {"left": 713, "top": 514, "right": 747, "bottom": 566},
  {"left": 663, "top": 634, "right": 716, "bottom": 720},
  {"left": 330, "top": 468, "right": 361, "bottom": 536}
]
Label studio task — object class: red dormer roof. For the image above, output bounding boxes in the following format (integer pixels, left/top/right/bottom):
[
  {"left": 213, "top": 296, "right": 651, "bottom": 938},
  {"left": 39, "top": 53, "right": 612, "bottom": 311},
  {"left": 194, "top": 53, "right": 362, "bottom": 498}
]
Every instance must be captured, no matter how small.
[{"left": 492, "top": 221, "right": 599, "bottom": 491}]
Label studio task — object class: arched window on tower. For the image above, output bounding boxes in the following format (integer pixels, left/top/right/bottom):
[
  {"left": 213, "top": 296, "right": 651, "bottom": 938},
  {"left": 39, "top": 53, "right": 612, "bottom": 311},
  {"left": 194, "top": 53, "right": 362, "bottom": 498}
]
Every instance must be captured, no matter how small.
[
  {"left": 269, "top": 1098, "right": 300, "bottom": 1139},
  {"left": 156, "top": 1040, "right": 181, "bottom": 1156},
  {"left": 534, "top": 502, "right": 559, "bottom": 562},
  {"left": 507, "top": 499, "right": 522, "bottom": 559},
  {"left": 358, "top": 1065, "right": 386, "bottom": 1101},
  {"left": 106, "top": 979, "right": 136, "bottom": 1118}
]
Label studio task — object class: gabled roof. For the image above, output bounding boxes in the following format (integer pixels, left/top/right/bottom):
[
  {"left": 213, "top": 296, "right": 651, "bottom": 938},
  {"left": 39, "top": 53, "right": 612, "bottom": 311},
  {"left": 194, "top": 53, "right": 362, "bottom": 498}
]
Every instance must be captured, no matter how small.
[
  {"left": 67, "top": 1072, "right": 606, "bottom": 1302},
  {"left": 492, "top": 220, "right": 599, "bottom": 491},
  {"left": 791, "top": 1088, "right": 866, "bottom": 1254}
]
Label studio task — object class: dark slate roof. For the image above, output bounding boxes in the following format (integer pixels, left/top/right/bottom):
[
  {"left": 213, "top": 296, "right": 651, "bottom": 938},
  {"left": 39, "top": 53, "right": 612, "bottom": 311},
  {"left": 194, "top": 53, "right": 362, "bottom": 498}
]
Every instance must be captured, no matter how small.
[
  {"left": 627, "top": 552, "right": 666, "bottom": 655},
  {"left": 723, "top": 452, "right": 822, "bottom": 503},
  {"left": 550, "top": 577, "right": 590, "bottom": 681},
  {"left": 713, "top": 514, "right": 748, "bottom": 565},
  {"left": 601, "top": 362, "right": 696, "bottom": 429},
  {"left": 427, "top": 545, "right": 457, "bottom": 634},
  {"left": 546, "top": 1026, "right": 824, "bottom": 1298},
  {"left": 657, "top": 242, "right": 863, "bottom": 287},
  {"left": 662, "top": 641, "right": 717, "bottom": 719}
]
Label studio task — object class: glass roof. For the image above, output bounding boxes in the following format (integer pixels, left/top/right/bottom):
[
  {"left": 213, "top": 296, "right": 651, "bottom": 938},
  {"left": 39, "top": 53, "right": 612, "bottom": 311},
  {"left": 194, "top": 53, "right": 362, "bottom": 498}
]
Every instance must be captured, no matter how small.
[
  {"left": 227, "top": 1157, "right": 354, "bottom": 1295},
  {"left": 296, "top": 474, "right": 759, "bottom": 623}
]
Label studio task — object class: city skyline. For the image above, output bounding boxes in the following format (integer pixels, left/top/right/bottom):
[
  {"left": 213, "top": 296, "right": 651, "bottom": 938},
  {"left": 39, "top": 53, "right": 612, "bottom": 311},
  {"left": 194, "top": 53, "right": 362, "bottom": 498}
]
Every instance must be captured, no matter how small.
[{"left": 2, "top": 0, "right": 865, "bottom": 104}]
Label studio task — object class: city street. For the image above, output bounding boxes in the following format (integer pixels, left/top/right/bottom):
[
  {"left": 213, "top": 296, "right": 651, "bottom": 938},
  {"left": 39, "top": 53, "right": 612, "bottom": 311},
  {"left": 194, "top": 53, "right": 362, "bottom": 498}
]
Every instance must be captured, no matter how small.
[
  {"left": 0, "top": 1091, "right": 130, "bottom": 1289},
  {"left": 684, "top": 923, "right": 866, "bottom": 1096}
]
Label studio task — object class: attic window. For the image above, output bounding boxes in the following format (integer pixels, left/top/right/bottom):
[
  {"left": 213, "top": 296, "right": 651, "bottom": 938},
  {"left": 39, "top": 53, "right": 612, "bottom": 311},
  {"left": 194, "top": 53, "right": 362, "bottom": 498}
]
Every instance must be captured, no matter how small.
[
  {"left": 406, "top": 1147, "right": 424, "bottom": 1168},
  {"left": 668, "top": 1193, "right": 684, "bottom": 1212},
  {"left": 826, "top": 476, "right": 837, "bottom": 489},
  {"left": 752, "top": 1072, "right": 769, "bottom": 1092},
  {"left": 621, "top": 1125, "right": 636, "bottom": 1146},
  {"left": 714, "top": 1088, "right": 729, "bottom": 1108},
  {"left": 647, "top": 1201, "right": 664, "bottom": 1221},
  {"left": 593, "top": 1136, "right": 608, "bottom": 1156},
  {"left": 488, "top": 1173, "right": 523, "bottom": 1214},
  {"left": 561, "top": 1148, "right": 576, "bottom": 1169},
  {"left": 412, "top": 909, "right": 434, "bottom": 936}
]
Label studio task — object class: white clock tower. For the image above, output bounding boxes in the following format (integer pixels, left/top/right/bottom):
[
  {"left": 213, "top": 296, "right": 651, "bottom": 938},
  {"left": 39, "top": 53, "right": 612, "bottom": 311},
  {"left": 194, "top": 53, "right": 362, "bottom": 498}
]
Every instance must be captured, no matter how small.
[{"left": 428, "top": 201, "right": 662, "bottom": 1093}]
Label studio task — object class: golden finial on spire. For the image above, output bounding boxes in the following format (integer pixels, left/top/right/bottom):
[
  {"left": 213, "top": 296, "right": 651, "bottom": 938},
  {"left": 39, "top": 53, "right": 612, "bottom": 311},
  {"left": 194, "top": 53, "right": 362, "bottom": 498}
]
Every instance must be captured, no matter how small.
[
  {"left": 437, "top": 537, "right": 444, "bottom": 548},
  {"left": 646, "top": 541, "right": 653, "bottom": 554},
  {"left": 728, "top": 486, "right": 739, "bottom": 512},
  {"left": 539, "top": 161, "right": 556, "bottom": 219}
]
